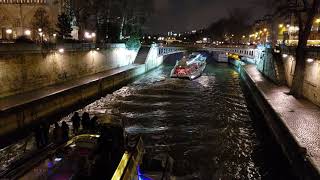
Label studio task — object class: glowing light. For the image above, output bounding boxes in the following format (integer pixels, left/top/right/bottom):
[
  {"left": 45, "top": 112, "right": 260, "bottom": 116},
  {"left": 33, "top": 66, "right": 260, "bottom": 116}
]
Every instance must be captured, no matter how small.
[
  {"left": 96, "top": 48, "right": 100, "bottom": 51},
  {"left": 85, "top": 32, "right": 92, "bottom": 39},
  {"left": 6, "top": 29, "right": 12, "bottom": 34},
  {"left": 54, "top": 158, "right": 62, "bottom": 162},
  {"left": 58, "top": 48, "right": 64, "bottom": 53},
  {"left": 91, "top": 33, "right": 96, "bottom": 37},
  {"left": 279, "top": 24, "right": 284, "bottom": 28},
  {"left": 263, "top": 28, "right": 267, "bottom": 32},
  {"left": 316, "top": 19, "right": 320, "bottom": 23},
  {"left": 24, "top": 30, "right": 31, "bottom": 36},
  {"left": 53, "top": 33, "right": 57, "bottom": 37},
  {"left": 282, "top": 54, "right": 288, "bottom": 58},
  {"left": 39, "top": 32, "right": 43, "bottom": 36},
  {"left": 242, "top": 35, "right": 246, "bottom": 38},
  {"left": 307, "top": 58, "right": 314, "bottom": 63},
  {"left": 38, "top": 28, "right": 42, "bottom": 32}
]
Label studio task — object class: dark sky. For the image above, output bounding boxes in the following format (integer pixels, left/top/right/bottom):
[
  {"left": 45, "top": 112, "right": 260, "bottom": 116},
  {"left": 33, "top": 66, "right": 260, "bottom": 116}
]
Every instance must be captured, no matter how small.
[{"left": 146, "top": 0, "right": 268, "bottom": 34}]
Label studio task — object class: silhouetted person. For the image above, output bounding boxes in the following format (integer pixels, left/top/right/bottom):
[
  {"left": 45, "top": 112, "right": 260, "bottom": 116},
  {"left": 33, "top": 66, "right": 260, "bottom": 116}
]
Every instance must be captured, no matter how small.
[
  {"left": 53, "top": 122, "right": 62, "bottom": 144},
  {"left": 81, "top": 112, "right": 90, "bottom": 130},
  {"left": 61, "top": 121, "right": 69, "bottom": 142},
  {"left": 71, "top": 112, "right": 81, "bottom": 134},
  {"left": 42, "top": 122, "right": 50, "bottom": 146},
  {"left": 34, "top": 125, "right": 43, "bottom": 148},
  {"left": 90, "top": 116, "right": 98, "bottom": 129}
]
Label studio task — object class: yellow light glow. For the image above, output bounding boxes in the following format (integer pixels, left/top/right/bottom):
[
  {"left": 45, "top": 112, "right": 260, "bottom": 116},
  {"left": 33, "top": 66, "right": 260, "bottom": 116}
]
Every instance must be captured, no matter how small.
[
  {"left": 316, "top": 18, "right": 320, "bottom": 23},
  {"left": 263, "top": 28, "right": 267, "bottom": 32},
  {"left": 6, "top": 29, "right": 12, "bottom": 34},
  {"left": 24, "top": 30, "right": 31, "bottom": 36},
  {"left": 279, "top": 24, "right": 284, "bottom": 28}
]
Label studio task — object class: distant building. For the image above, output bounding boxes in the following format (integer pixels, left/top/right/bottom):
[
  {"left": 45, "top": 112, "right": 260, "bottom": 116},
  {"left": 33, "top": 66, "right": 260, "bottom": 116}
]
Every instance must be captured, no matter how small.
[{"left": 0, "top": 0, "right": 67, "bottom": 40}]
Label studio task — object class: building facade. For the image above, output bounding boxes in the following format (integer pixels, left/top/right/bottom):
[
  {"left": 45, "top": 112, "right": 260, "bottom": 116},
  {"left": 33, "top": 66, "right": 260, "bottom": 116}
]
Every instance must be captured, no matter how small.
[{"left": 0, "top": 0, "right": 65, "bottom": 40}]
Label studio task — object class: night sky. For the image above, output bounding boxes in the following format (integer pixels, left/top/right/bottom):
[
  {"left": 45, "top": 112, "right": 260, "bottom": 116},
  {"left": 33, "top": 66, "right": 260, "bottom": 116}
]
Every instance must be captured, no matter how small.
[{"left": 146, "top": 0, "right": 268, "bottom": 34}]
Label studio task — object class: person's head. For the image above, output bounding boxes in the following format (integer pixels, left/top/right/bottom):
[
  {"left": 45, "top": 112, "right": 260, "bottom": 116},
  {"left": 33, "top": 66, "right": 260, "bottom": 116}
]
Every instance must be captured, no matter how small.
[{"left": 92, "top": 116, "right": 98, "bottom": 121}]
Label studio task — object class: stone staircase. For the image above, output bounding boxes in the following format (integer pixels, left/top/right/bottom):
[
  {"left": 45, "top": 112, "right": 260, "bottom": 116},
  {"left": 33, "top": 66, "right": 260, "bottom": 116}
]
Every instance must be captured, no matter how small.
[{"left": 134, "top": 46, "right": 151, "bottom": 64}]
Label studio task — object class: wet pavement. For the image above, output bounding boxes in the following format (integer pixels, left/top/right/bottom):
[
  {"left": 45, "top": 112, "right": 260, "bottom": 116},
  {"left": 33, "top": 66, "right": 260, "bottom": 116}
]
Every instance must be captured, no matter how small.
[{"left": 74, "top": 60, "right": 295, "bottom": 179}]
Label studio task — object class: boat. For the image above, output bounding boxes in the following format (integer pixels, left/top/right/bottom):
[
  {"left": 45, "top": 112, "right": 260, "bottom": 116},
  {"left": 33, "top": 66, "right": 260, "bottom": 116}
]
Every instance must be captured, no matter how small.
[
  {"left": 4, "top": 123, "right": 172, "bottom": 180},
  {"left": 170, "top": 52, "right": 207, "bottom": 80},
  {"left": 214, "top": 52, "right": 228, "bottom": 63}
]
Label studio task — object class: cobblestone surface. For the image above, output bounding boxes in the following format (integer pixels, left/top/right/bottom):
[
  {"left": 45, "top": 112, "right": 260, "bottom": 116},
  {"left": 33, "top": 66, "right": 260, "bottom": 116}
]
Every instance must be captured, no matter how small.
[{"left": 245, "top": 64, "right": 320, "bottom": 173}]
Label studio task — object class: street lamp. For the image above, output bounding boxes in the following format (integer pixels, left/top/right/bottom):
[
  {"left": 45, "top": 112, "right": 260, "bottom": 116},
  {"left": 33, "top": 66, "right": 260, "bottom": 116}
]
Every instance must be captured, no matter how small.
[
  {"left": 24, "top": 30, "right": 31, "bottom": 36},
  {"left": 6, "top": 29, "right": 12, "bottom": 40},
  {"left": 6, "top": 29, "right": 12, "bottom": 34}
]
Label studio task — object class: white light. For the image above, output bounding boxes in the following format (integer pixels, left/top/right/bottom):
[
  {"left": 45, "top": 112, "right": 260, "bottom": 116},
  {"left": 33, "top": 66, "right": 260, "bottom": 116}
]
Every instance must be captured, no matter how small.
[
  {"left": 307, "top": 58, "right": 314, "bottom": 63},
  {"left": 203, "top": 37, "right": 208, "bottom": 41},
  {"left": 91, "top": 33, "right": 96, "bottom": 37},
  {"left": 96, "top": 48, "right": 100, "bottom": 51},
  {"left": 39, "top": 32, "right": 43, "bottom": 36},
  {"left": 53, "top": 33, "right": 57, "bottom": 37},
  {"left": 85, "top": 32, "right": 92, "bottom": 39},
  {"left": 6, "top": 29, "right": 12, "bottom": 34},
  {"left": 38, "top": 28, "right": 42, "bottom": 32},
  {"left": 54, "top": 158, "right": 62, "bottom": 162},
  {"left": 282, "top": 54, "right": 288, "bottom": 58},
  {"left": 58, "top": 48, "right": 64, "bottom": 53},
  {"left": 24, "top": 30, "right": 31, "bottom": 36}
]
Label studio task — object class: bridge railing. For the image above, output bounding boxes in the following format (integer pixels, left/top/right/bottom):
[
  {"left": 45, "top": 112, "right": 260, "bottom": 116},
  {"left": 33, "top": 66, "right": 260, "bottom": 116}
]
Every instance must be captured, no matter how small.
[
  {"left": 157, "top": 45, "right": 185, "bottom": 56},
  {"left": 207, "top": 46, "right": 257, "bottom": 60}
]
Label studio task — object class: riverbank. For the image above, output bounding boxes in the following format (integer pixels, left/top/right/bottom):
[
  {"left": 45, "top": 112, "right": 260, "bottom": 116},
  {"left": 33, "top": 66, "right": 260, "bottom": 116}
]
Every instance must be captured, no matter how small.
[
  {"left": 237, "top": 62, "right": 320, "bottom": 179},
  {"left": 0, "top": 64, "right": 145, "bottom": 145}
]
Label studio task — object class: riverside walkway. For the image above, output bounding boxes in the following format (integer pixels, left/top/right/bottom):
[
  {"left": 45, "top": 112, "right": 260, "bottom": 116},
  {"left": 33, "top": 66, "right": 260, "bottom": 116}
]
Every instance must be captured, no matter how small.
[
  {"left": 243, "top": 64, "right": 320, "bottom": 179},
  {"left": 0, "top": 64, "right": 142, "bottom": 111}
]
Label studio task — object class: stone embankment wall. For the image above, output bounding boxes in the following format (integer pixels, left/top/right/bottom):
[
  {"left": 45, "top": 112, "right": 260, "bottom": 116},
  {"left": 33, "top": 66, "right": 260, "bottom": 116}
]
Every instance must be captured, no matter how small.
[
  {"left": 0, "top": 44, "right": 138, "bottom": 98},
  {"left": 0, "top": 44, "right": 181, "bottom": 138},
  {"left": 282, "top": 55, "right": 320, "bottom": 106},
  {"left": 255, "top": 47, "right": 286, "bottom": 85}
]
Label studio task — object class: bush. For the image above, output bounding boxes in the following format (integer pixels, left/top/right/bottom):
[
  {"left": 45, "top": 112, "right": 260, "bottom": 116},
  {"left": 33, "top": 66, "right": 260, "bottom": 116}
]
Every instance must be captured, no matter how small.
[{"left": 125, "top": 35, "right": 141, "bottom": 50}]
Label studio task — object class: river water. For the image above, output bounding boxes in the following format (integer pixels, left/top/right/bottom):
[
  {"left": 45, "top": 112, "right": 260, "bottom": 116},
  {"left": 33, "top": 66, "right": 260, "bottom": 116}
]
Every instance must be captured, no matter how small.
[{"left": 79, "top": 56, "right": 295, "bottom": 179}]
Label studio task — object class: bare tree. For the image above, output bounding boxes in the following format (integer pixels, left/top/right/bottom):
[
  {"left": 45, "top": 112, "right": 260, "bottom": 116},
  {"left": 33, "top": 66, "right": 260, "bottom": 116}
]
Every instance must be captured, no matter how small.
[{"left": 267, "top": 0, "right": 320, "bottom": 97}]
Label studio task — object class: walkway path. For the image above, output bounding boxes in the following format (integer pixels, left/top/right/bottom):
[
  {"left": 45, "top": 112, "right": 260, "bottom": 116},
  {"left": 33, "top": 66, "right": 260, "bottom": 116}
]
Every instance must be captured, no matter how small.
[
  {"left": 0, "top": 64, "right": 142, "bottom": 111},
  {"left": 244, "top": 64, "right": 320, "bottom": 176}
]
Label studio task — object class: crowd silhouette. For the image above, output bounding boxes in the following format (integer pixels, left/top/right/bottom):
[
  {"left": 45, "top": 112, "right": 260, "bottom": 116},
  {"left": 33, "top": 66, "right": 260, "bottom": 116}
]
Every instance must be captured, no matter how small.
[{"left": 34, "top": 112, "right": 98, "bottom": 148}]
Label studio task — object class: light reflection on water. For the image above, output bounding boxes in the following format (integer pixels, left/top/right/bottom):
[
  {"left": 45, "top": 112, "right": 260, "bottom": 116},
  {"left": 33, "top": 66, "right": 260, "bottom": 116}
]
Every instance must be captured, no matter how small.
[{"left": 81, "top": 62, "right": 294, "bottom": 179}]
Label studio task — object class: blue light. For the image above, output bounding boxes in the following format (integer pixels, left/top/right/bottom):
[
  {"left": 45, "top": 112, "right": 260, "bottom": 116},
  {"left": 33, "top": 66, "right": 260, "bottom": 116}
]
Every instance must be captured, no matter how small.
[{"left": 137, "top": 166, "right": 153, "bottom": 180}]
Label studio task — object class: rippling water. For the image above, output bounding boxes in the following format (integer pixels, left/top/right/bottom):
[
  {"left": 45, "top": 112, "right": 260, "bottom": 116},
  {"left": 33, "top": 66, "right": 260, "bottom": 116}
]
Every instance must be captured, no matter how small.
[{"left": 81, "top": 59, "right": 294, "bottom": 179}]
